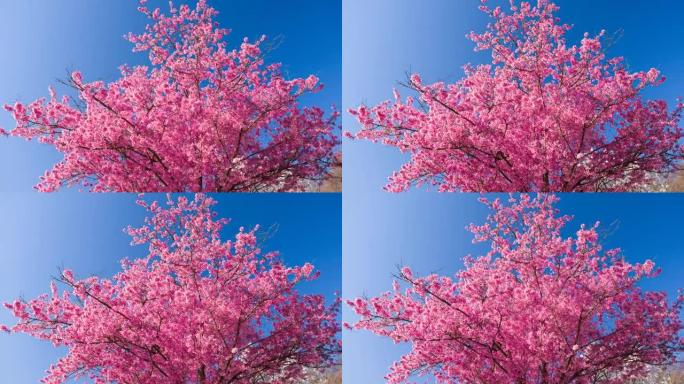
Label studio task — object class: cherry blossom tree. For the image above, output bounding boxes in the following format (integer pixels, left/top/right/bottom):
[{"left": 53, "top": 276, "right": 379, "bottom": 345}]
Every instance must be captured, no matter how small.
[
  {"left": 3, "top": 194, "right": 340, "bottom": 384},
  {"left": 348, "top": 194, "right": 683, "bottom": 384},
  {"left": 348, "top": 0, "right": 683, "bottom": 192},
  {"left": 2, "top": 0, "right": 339, "bottom": 192}
]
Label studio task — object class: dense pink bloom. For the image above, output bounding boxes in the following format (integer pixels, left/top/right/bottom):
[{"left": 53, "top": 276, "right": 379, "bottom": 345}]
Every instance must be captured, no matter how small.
[
  {"left": 348, "top": 194, "right": 683, "bottom": 383},
  {"left": 349, "top": 0, "right": 683, "bottom": 192},
  {"left": 4, "top": 0, "right": 339, "bottom": 192},
  {"left": 4, "top": 194, "right": 340, "bottom": 384}
]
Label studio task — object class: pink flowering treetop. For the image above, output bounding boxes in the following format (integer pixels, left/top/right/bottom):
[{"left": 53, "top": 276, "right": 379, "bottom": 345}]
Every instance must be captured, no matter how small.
[
  {"left": 348, "top": 194, "right": 683, "bottom": 384},
  {"left": 3, "top": 194, "right": 340, "bottom": 384},
  {"left": 3, "top": 0, "right": 339, "bottom": 192},
  {"left": 348, "top": 0, "right": 683, "bottom": 192}
]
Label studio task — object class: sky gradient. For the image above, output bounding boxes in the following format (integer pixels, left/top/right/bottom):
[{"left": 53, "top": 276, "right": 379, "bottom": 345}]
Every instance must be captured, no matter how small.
[
  {"left": 0, "top": 0, "right": 341, "bottom": 193},
  {"left": 0, "top": 193, "right": 341, "bottom": 383},
  {"left": 343, "top": 0, "right": 684, "bottom": 382}
]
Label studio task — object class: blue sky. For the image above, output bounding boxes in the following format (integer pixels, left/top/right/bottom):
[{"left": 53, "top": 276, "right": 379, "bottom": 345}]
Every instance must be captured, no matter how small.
[
  {"left": 342, "top": 1, "right": 684, "bottom": 382},
  {"left": 0, "top": 0, "right": 341, "bottom": 192},
  {"left": 0, "top": 192, "right": 341, "bottom": 383}
]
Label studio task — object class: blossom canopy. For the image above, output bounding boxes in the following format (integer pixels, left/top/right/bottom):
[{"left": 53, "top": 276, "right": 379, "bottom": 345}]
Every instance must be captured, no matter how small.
[
  {"left": 349, "top": 0, "right": 683, "bottom": 192},
  {"left": 3, "top": 194, "right": 341, "bottom": 384},
  {"left": 348, "top": 194, "right": 683, "bottom": 383},
  {"left": 4, "top": 0, "right": 339, "bottom": 192}
]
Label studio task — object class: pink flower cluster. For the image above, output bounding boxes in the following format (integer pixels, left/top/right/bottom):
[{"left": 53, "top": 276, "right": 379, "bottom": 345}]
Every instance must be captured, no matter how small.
[
  {"left": 349, "top": 0, "right": 683, "bottom": 192},
  {"left": 3, "top": 194, "right": 340, "bottom": 384},
  {"left": 347, "top": 194, "right": 683, "bottom": 383},
  {"left": 4, "top": 0, "right": 339, "bottom": 192}
]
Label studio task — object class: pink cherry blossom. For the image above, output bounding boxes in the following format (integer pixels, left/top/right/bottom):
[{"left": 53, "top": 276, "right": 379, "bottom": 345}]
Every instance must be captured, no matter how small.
[
  {"left": 349, "top": 0, "right": 683, "bottom": 192},
  {"left": 4, "top": 194, "right": 340, "bottom": 384},
  {"left": 4, "top": 0, "right": 339, "bottom": 192},
  {"left": 348, "top": 194, "right": 683, "bottom": 383}
]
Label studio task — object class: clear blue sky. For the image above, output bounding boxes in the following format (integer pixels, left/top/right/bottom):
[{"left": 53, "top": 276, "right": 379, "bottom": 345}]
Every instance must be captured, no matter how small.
[
  {"left": 0, "top": 0, "right": 341, "bottom": 192},
  {"left": 0, "top": 192, "right": 341, "bottom": 383},
  {"left": 343, "top": 1, "right": 684, "bottom": 382}
]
